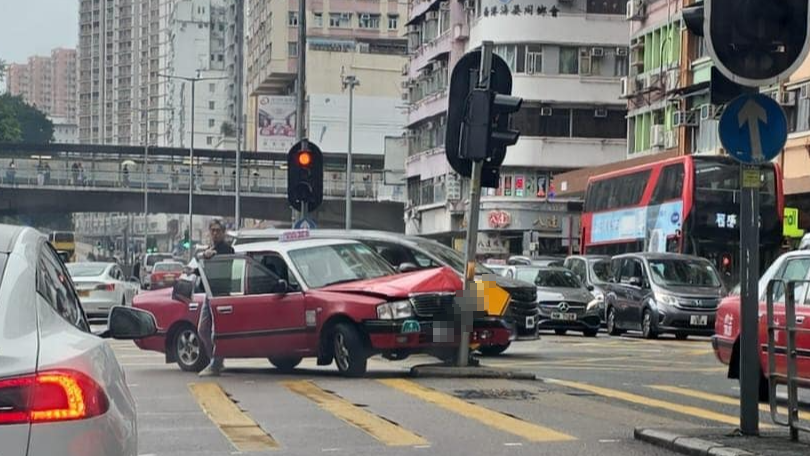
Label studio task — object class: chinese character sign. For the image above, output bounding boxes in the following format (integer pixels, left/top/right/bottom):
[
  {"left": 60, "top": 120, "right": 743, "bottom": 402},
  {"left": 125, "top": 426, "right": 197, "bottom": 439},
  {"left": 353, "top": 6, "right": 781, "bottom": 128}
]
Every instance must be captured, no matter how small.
[{"left": 256, "top": 95, "right": 297, "bottom": 152}]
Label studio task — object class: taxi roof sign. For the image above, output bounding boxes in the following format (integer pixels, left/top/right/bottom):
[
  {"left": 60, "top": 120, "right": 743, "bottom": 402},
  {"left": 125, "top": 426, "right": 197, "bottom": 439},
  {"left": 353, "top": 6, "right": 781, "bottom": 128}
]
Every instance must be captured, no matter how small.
[{"left": 280, "top": 229, "right": 310, "bottom": 242}]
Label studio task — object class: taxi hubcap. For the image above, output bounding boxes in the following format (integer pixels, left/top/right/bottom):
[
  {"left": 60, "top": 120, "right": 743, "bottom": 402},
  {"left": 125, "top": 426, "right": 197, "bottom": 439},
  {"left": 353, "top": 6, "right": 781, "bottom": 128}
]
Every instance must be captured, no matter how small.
[
  {"left": 178, "top": 330, "right": 200, "bottom": 365},
  {"left": 335, "top": 333, "right": 350, "bottom": 371}
]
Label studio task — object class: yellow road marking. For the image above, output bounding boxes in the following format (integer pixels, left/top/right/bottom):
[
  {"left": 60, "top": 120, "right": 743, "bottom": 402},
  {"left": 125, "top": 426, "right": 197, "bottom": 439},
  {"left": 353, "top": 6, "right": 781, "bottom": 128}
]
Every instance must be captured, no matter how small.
[
  {"left": 188, "top": 382, "right": 278, "bottom": 451},
  {"left": 648, "top": 385, "right": 810, "bottom": 422},
  {"left": 283, "top": 380, "right": 427, "bottom": 446},
  {"left": 546, "top": 378, "right": 771, "bottom": 427},
  {"left": 485, "top": 362, "right": 726, "bottom": 373},
  {"left": 379, "top": 379, "right": 574, "bottom": 443}
]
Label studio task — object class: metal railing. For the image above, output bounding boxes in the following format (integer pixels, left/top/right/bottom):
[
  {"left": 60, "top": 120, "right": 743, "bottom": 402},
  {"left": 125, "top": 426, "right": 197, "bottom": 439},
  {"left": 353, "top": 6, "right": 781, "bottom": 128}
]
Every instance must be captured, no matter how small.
[{"left": 766, "top": 278, "right": 810, "bottom": 440}]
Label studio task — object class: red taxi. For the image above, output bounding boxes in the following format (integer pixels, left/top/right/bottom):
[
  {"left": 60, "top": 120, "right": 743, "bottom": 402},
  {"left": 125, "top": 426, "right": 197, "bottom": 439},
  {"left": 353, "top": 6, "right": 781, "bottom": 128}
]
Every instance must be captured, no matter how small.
[
  {"left": 713, "top": 251, "right": 810, "bottom": 399},
  {"left": 132, "top": 238, "right": 511, "bottom": 376},
  {"left": 149, "top": 260, "right": 185, "bottom": 290}
]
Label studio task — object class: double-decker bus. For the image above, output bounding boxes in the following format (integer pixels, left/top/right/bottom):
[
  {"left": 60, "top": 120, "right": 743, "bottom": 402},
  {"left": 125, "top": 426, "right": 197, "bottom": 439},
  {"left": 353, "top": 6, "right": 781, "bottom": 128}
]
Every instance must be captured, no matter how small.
[
  {"left": 580, "top": 155, "right": 783, "bottom": 287},
  {"left": 48, "top": 231, "right": 76, "bottom": 263}
]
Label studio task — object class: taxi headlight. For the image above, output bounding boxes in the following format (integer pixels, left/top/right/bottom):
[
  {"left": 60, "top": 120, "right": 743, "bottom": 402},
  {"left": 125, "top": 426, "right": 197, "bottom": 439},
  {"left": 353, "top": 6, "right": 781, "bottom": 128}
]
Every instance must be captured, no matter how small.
[{"left": 376, "top": 300, "right": 414, "bottom": 320}]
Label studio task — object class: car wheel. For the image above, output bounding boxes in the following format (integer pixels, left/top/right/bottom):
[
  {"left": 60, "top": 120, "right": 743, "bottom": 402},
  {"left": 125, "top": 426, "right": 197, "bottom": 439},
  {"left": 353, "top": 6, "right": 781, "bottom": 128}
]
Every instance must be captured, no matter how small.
[
  {"left": 583, "top": 329, "right": 598, "bottom": 338},
  {"left": 174, "top": 326, "right": 209, "bottom": 372},
  {"left": 332, "top": 323, "right": 368, "bottom": 377},
  {"left": 268, "top": 356, "right": 303, "bottom": 373},
  {"left": 642, "top": 309, "right": 658, "bottom": 339},
  {"left": 607, "top": 308, "right": 622, "bottom": 336},
  {"left": 554, "top": 329, "right": 568, "bottom": 336},
  {"left": 478, "top": 343, "right": 511, "bottom": 356},
  {"left": 675, "top": 333, "right": 689, "bottom": 341}
]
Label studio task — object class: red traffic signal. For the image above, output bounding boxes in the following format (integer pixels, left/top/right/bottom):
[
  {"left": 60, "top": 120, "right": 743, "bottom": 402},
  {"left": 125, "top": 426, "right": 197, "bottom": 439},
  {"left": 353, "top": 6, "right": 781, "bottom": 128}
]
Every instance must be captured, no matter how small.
[
  {"left": 287, "top": 141, "right": 323, "bottom": 212},
  {"left": 297, "top": 150, "right": 312, "bottom": 167}
]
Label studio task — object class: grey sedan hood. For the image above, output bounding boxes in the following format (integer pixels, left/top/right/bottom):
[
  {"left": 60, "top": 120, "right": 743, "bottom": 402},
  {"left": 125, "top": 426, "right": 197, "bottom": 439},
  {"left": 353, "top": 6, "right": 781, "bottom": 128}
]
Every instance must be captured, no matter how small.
[{"left": 536, "top": 287, "right": 594, "bottom": 303}]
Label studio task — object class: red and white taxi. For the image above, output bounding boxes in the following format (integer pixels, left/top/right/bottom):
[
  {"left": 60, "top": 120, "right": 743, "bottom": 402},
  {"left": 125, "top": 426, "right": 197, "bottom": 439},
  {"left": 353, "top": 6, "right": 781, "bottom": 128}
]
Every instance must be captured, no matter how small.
[
  {"left": 148, "top": 261, "right": 184, "bottom": 290},
  {"left": 713, "top": 250, "right": 810, "bottom": 398},
  {"left": 132, "top": 238, "right": 509, "bottom": 376}
]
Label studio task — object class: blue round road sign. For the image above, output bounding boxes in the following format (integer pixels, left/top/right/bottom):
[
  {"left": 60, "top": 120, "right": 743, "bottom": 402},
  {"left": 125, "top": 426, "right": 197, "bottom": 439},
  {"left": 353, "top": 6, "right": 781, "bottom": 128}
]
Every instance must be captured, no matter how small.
[
  {"left": 293, "top": 218, "right": 316, "bottom": 230},
  {"left": 718, "top": 94, "right": 787, "bottom": 165}
]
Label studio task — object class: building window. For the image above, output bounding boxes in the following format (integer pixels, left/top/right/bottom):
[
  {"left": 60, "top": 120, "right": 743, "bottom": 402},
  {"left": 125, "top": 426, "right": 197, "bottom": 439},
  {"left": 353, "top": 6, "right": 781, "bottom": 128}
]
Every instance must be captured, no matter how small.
[
  {"left": 218, "top": 54, "right": 224, "bottom": 62},
  {"left": 525, "top": 45, "right": 543, "bottom": 74},
  {"left": 313, "top": 12, "right": 323, "bottom": 27},
  {"left": 288, "top": 41, "right": 298, "bottom": 57},
  {"left": 208, "top": 119, "right": 215, "bottom": 127},
  {"left": 209, "top": 101, "right": 215, "bottom": 109},
  {"left": 329, "top": 13, "right": 352, "bottom": 28},
  {"left": 358, "top": 13, "right": 380, "bottom": 29},
  {"left": 586, "top": 0, "right": 627, "bottom": 15},
  {"left": 494, "top": 44, "right": 517, "bottom": 72},
  {"left": 288, "top": 12, "right": 299, "bottom": 26},
  {"left": 559, "top": 47, "right": 579, "bottom": 74},
  {"left": 209, "top": 83, "right": 216, "bottom": 92},
  {"left": 206, "top": 136, "right": 213, "bottom": 145},
  {"left": 614, "top": 52, "right": 628, "bottom": 77},
  {"left": 388, "top": 14, "right": 398, "bottom": 30}
]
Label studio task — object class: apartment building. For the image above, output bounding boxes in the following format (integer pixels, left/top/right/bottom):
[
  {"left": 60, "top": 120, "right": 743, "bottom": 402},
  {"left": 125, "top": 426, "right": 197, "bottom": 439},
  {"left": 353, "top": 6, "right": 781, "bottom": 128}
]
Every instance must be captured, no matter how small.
[
  {"left": 403, "top": 0, "right": 629, "bottom": 257},
  {"left": 245, "top": 0, "right": 409, "bottom": 156},
  {"left": 164, "top": 0, "right": 232, "bottom": 148},
  {"left": 5, "top": 48, "right": 77, "bottom": 121},
  {"left": 78, "top": 0, "right": 169, "bottom": 145}
]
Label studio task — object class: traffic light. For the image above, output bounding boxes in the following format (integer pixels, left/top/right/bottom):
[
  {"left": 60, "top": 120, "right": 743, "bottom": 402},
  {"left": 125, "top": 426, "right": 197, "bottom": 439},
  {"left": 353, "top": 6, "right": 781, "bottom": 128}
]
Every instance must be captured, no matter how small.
[
  {"left": 720, "top": 253, "right": 733, "bottom": 277},
  {"left": 287, "top": 140, "right": 323, "bottom": 212},
  {"left": 182, "top": 230, "right": 190, "bottom": 249},
  {"left": 704, "top": 0, "right": 810, "bottom": 86},
  {"left": 445, "top": 50, "right": 522, "bottom": 188}
]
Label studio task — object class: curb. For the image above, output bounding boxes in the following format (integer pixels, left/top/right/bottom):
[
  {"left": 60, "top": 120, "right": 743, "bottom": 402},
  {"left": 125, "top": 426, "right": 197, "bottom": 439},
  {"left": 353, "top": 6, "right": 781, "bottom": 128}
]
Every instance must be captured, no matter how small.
[
  {"left": 409, "top": 364, "right": 536, "bottom": 380},
  {"left": 634, "top": 428, "right": 755, "bottom": 456}
]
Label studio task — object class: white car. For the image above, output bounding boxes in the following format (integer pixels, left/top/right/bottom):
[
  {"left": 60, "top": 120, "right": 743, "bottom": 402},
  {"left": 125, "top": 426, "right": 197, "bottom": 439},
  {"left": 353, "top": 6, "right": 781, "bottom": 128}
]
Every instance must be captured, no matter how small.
[
  {"left": 0, "top": 224, "right": 157, "bottom": 456},
  {"left": 68, "top": 262, "right": 140, "bottom": 322}
]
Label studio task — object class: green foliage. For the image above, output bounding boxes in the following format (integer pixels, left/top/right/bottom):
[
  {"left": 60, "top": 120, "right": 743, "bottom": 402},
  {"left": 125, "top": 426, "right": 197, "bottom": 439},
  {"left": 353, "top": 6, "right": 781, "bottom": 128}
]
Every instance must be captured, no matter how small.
[{"left": 0, "top": 94, "right": 54, "bottom": 143}]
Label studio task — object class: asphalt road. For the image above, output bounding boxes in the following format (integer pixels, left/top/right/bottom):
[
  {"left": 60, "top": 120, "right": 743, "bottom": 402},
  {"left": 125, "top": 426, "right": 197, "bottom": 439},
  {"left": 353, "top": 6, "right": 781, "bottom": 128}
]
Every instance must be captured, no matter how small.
[{"left": 111, "top": 331, "right": 808, "bottom": 456}]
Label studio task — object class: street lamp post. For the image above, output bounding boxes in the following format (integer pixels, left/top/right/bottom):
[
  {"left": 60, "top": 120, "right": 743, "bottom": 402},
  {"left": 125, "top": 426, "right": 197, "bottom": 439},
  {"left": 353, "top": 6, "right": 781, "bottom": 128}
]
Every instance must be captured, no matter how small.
[
  {"left": 341, "top": 72, "right": 359, "bottom": 230},
  {"left": 158, "top": 71, "right": 227, "bottom": 259},
  {"left": 133, "top": 106, "right": 173, "bottom": 255}
]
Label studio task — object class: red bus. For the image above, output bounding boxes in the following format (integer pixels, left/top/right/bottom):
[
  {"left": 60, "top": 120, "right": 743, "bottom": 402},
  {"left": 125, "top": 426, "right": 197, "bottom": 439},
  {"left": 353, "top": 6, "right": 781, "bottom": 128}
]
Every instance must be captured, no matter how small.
[{"left": 580, "top": 155, "right": 783, "bottom": 287}]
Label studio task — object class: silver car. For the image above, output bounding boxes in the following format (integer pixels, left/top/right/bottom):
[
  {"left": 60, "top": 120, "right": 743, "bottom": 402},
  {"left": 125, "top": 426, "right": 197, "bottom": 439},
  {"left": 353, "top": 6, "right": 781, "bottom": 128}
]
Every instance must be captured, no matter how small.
[{"left": 0, "top": 225, "right": 157, "bottom": 456}]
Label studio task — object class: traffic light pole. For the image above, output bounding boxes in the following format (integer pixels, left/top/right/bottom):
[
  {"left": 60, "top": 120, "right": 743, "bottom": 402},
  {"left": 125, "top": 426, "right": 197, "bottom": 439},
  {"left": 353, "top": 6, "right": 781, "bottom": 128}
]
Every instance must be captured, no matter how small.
[
  {"left": 457, "top": 41, "right": 494, "bottom": 367},
  {"left": 739, "top": 164, "right": 761, "bottom": 435}
]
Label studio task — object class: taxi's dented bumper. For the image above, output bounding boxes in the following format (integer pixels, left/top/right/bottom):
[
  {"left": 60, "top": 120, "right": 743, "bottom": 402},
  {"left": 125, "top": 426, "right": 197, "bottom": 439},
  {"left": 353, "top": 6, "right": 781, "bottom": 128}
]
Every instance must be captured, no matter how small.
[{"left": 363, "top": 317, "right": 511, "bottom": 350}]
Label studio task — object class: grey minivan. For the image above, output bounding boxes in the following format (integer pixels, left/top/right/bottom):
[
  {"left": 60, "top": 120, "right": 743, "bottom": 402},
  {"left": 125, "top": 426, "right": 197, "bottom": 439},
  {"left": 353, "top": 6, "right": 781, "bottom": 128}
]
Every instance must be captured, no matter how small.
[{"left": 604, "top": 253, "right": 726, "bottom": 340}]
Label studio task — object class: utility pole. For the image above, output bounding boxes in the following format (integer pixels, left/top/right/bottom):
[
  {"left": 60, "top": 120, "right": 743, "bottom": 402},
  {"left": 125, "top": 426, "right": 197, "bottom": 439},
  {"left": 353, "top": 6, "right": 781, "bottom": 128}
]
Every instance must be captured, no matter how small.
[
  {"left": 341, "top": 71, "right": 359, "bottom": 230},
  {"left": 234, "top": 0, "right": 245, "bottom": 230},
  {"left": 293, "top": 0, "right": 309, "bottom": 225}
]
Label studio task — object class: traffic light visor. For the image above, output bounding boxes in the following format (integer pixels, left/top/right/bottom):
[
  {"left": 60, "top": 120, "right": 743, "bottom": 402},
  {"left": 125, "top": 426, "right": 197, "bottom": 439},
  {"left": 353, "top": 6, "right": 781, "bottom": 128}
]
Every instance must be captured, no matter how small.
[{"left": 298, "top": 151, "right": 312, "bottom": 167}]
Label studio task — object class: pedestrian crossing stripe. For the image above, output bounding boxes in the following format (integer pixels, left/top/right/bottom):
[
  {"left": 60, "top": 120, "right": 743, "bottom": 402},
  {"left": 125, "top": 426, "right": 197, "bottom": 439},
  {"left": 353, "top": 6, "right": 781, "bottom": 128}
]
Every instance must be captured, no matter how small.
[
  {"left": 379, "top": 379, "right": 575, "bottom": 443},
  {"left": 283, "top": 380, "right": 428, "bottom": 447}
]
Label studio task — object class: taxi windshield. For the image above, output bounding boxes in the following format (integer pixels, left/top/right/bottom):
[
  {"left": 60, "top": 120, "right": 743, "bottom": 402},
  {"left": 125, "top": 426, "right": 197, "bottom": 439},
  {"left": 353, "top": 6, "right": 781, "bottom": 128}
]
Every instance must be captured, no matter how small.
[{"left": 288, "top": 243, "right": 395, "bottom": 288}]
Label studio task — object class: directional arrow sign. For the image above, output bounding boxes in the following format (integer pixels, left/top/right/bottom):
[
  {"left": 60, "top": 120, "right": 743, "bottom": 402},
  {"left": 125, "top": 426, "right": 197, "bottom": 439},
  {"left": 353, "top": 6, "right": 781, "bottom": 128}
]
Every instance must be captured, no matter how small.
[{"left": 719, "top": 94, "right": 787, "bottom": 165}]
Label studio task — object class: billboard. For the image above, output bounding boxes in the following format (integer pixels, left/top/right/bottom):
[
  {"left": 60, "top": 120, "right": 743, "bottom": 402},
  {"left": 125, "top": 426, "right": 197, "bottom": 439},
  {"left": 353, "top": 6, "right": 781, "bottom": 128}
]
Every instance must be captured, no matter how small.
[{"left": 256, "top": 95, "right": 296, "bottom": 152}]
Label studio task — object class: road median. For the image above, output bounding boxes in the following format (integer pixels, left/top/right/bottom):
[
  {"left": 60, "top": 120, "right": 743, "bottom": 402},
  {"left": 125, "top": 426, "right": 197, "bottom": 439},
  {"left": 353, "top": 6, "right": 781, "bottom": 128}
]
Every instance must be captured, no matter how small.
[{"left": 635, "top": 427, "right": 809, "bottom": 456}]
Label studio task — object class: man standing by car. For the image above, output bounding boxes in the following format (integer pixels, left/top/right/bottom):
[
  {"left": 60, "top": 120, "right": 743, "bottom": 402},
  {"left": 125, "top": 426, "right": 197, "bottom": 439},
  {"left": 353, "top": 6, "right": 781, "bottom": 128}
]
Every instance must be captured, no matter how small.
[{"left": 198, "top": 219, "right": 234, "bottom": 377}]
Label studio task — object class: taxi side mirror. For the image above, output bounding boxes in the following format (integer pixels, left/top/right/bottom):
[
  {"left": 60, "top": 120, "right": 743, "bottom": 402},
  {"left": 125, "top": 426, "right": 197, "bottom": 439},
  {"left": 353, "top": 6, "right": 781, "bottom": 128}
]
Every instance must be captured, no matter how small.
[
  {"left": 172, "top": 278, "right": 195, "bottom": 304},
  {"left": 398, "top": 262, "right": 419, "bottom": 273}
]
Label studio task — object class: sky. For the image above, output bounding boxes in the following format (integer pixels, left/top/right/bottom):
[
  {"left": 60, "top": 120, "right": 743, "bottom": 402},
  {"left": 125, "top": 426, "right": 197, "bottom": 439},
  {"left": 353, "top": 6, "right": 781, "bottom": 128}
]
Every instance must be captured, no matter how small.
[{"left": 0, "top": 0, "right": 78, "bottom": 64}]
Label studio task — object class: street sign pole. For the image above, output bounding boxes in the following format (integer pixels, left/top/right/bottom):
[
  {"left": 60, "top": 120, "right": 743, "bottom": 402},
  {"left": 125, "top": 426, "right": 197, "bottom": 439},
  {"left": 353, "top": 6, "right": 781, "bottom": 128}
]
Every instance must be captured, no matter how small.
[
  {"left": 739, "top": 164, "right": 761, "bottom": 435},
  {"left": 457, "top": 41, "right": 494, "bottom": 367}
]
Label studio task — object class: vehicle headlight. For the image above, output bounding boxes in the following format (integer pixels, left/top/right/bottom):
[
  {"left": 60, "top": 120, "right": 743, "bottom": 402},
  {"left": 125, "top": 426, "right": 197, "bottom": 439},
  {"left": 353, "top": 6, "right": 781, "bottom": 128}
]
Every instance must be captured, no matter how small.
[
  {"left": 376, "top": 300, "right": 414, "bottom": 320},
  {"left": 592, "top": 290, "right": 605, "bottom": 302},
  {"left": 586, "top": 299, "right": 601, "bottom": 312},
  {"left": 657, "top": 294, "right": 679, "bottom": 307}
]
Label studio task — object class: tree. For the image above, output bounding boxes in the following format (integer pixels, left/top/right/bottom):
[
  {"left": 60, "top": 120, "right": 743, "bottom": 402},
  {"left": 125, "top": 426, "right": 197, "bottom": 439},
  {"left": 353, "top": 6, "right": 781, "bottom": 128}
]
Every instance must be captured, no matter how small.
[
  {"left": 0, "top": 59, "right": 6, "bottom": 84},
  {"left": 0, "top": 94, "right": 53, "bottom": 143}
]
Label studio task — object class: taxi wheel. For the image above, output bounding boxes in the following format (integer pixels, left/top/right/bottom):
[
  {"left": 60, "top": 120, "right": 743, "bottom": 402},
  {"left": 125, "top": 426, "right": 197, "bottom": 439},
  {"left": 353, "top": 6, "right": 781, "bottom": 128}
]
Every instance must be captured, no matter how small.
[
  {"left": 268, "top": 356, "right": 302, "bottom": 373},
  {"left": 174, "top": 327, "right": 209, "bottom": 372},
  {"left": 332, "top": 324, "right": 368, "bottom": 377},
  {"left": 583, "top": 329, "right": 598, "bottom": 338},
  {"left": 478, "top": 343, "right": 510, "bottom": 356},
  {"left": 675, "top": 333, "right": 689, "bottom": 340}
]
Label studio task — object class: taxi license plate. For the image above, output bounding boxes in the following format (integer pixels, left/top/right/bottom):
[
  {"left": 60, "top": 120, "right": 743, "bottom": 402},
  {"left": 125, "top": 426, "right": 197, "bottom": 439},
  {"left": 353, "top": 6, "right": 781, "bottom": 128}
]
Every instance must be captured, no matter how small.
[
  {"left": 690, "top": 315, "right": 708, "bottom": 326},
  {"left": 78, "top": 290, "right": 90, "bottom": 297},
  {"left": 164, "top": 275, "right": 176, "bottom": 283},
  {"left": 551, "top": 312, "right": 577, "bottom": 321}
]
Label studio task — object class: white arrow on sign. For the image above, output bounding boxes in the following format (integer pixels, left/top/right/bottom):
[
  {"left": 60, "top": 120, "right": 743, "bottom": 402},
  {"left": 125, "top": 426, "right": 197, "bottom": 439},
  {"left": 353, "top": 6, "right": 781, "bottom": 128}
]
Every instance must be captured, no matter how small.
[{"left": 737, "top": 98, "right": 768, "bottom": 162}]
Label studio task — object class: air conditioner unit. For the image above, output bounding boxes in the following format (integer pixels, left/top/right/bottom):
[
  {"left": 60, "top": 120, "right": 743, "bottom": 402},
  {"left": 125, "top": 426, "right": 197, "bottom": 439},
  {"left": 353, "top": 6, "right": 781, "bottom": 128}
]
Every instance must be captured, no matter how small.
[
  {"left": 594, "top": 108, "right": 608, "bottom": 118},
  {"left": 700, "top": 104, "right": 717, "bottom": 121},
  {"left": 591, "top": 47, "right": 605, "bottom": 57},
  {"left": 626, "top": 0, "right": 646, "bottom": 20},
  {"left": 453, "top": 23, "right": 469, "bottom": 40},
  {"left": 672, "top": 110, "right": 697, "bottom": 127},
  {"left": 651, "top": 124, "right": 665, "bottom": 147},
  {"left": 540, "top": 107, "right": 553, "bottom": 116},
  {"left": 664, "top": 130, "right": 677, "bottom": 149},
  {"left": 780, "top": 91, "right": 797, "bottom": 106},
  {"left": 426, "top": 11, "right": 439, "bottom": 21},
  {"left": 801, "top": 84, "right": 810, "bottom": 99},
  {"left": 616, "top": 47, "right": 628, "bottom": 56},
  {"left": 621, "top": 76, "right": 632, "bottom": 97}
]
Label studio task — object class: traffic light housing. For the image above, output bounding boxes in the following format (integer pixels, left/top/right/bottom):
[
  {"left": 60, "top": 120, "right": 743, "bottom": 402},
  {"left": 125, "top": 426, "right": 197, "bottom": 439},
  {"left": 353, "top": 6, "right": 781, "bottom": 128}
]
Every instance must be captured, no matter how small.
[
  {"left": 720, "top": 253, "right": 733, "bottom": 277},
  {"left": 182, "top": 230, "right": 190, "bottom": 249},
  {"left": 446, "top": 50, "right": 522, "bottom": 188},
  {"left": 705, "top": 0, "right": 810, "bottom": 86},
  {"left": 287, "top": 140, "right": 323, "bottom": 212}
]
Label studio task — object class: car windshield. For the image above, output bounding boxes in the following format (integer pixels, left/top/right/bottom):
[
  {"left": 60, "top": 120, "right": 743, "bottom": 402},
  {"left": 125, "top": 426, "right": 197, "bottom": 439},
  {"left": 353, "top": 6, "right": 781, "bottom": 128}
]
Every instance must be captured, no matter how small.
[
  {"left": 413, "top": 239, "right": 493, "bottom": 275},
  {"left": 154, "top": 262, "right": 184, "bottom": 272},
  {"left": 590, "top": 260, "right": 612, "bottom": 284},
  {"left": 288, "top": 243, "right": 395, "bottom": 288},
  {"left": 67, "top": 263, "right": 108, "bottom": 277},
  {"left": 648, "top": 259, "right": 722, "bottom": 288},
  {"left": 516, "top": 268, "right": 582, "bottom": 288},
  {"left": 147, "top": 254, "right": 173, "bottom": 266}
]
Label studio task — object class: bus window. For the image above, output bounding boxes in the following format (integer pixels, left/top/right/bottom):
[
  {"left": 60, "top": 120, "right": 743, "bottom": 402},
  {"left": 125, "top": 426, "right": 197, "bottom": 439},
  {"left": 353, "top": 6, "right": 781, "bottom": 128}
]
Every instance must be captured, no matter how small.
[{"left": 651, "top": 164, "right": 685, "bottom": 205}]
